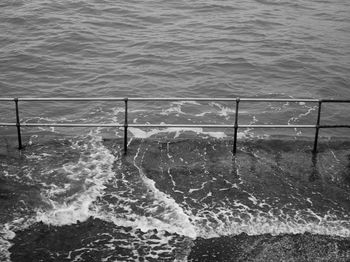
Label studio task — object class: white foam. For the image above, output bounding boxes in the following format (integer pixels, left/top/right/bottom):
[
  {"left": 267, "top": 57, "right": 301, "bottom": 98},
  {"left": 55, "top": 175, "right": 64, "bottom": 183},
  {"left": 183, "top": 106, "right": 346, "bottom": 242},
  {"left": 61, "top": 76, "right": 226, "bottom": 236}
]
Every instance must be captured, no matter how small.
[
  {"left": 0, "top": 217, "right": 37, "bottom": 262},
  {"left": 160, "top": 105, "right": 186, "bottom": 116},
  {"left": 158, "top": 101, "right": 196, "bottom": 116},
  {"left": 128, "top": 127, "right": 227, "bottom": 139},
  {"left": 131, "top": 147, "right": 196, "bottom": 238},
  {"left": 190, "top": 205, "right": 350, "bottom": 238},
  {"left": 31, "top": 129, "right": 196, "bottom": 239},
  {"left": 287, "top": 102, "right": 317, "bottom": 135},
  {"left": 189, "top": 181, "right": 209, "bottom": 193},
  {"left": 0, "top": 225, "right": 14, "bottom": 262},
  {"left": 194, "top": 111, "right": 211, "bottom": 117},
  {"left": 209, "top": 102, "right": 236, "bottom": 119},
  {"left": 97, "top": 146, "right": 197, "bottom": 239},
  {"left": 36, "top": 130, "right": 117, "bottom": 226}
]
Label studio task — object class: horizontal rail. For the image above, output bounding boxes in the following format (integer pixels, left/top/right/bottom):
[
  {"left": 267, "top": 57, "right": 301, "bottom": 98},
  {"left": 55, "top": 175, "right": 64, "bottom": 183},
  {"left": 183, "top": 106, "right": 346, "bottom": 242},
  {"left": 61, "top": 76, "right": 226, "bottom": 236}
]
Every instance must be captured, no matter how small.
[
  {"left": 0, "top": 98, "right": 127, "bottom": 102},
  {"left": 239, "top": 98, "right": 320, "bottom": 102},
  {"left": 128, "top": 98, "right": 237, "bottom": 102},
  {"left": 129, "top": 124, "right": 319, "bottom": 128},
  {"left": 1, "top": 123, "right": 349, "bottom": 129},
  {"left": 240, "top": 98, "right": 350, "bottom": 103},
  {"left": 0, "top": 123, "right": 123, "bottom": 127},
  {"left": 319, "top": 125, "right": 350, "bottom": 128},
  {"left": 0, "top": 98, "right": 14, "bottom": 101},
  {"left": 22, "top": 123, "right": 124, "bottom": 127},
  {"left": 321, "top": 99, "right": 350, "bottom": 103},
  {"left": 130, "top": 124, "right": 234, "bottom": 128},
  {"left": 0, "top": 123, "right": 16, "bottom": 126},
  {"left": 1, "top": 97, "right": 349, "bottom": 102},
  {"left": 0, "top": 97, "right": 235, "bottom": 102}
]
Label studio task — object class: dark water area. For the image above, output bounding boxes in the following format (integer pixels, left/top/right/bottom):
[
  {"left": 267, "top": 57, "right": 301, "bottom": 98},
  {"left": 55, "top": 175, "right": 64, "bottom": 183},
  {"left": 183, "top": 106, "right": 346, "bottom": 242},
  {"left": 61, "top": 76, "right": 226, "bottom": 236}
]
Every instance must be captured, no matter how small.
[{"left": 1, "top": 0, "right": 350, "bottom": 99}]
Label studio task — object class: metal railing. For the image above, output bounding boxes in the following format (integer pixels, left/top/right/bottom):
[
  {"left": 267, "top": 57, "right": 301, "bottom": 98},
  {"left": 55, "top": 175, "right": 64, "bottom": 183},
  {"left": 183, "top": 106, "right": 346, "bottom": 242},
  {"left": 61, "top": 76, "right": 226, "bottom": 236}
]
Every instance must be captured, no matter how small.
[{"left": 0, "top": 97, "right": 349, "bottom": 154}]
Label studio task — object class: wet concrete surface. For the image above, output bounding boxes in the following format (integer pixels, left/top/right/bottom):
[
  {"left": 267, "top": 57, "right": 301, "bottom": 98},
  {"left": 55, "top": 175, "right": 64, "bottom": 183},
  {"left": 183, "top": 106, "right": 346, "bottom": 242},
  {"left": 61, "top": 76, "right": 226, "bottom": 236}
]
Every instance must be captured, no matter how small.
[{"left": 188, "top": 232, "right": 350, "bottom": 262}]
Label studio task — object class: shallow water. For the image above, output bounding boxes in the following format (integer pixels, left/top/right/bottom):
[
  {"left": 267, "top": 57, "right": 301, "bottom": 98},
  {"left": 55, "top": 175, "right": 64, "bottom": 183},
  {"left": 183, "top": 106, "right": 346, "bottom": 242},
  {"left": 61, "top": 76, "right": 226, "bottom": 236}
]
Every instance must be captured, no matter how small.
[{"left": 1, "top": 133, "right": 350, "bottom": 261}]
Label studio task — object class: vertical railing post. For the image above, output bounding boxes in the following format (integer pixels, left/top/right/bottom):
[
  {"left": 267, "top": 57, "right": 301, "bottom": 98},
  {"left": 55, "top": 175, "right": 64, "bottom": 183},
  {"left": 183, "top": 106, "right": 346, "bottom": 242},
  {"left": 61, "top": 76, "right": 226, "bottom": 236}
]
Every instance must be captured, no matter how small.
[
  {"left": 124, "top": 98, "right": 128, "bottom": 155},
  {"left": 313, "top": 100, "right": 322, "bottom": 154},
  {"left": 14, "top": 98, "right": 23, "bottom": 150},
  {"left": 233, "top": 98, "right": 240, "bottom": 155}
]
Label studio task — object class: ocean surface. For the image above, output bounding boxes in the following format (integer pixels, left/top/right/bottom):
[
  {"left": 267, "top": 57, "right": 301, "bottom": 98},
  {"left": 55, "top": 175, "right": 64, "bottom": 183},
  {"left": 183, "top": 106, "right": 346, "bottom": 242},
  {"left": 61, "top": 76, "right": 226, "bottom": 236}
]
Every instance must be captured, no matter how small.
[{"left": 0, "top": 0, "right": 350, "bottom": 261}]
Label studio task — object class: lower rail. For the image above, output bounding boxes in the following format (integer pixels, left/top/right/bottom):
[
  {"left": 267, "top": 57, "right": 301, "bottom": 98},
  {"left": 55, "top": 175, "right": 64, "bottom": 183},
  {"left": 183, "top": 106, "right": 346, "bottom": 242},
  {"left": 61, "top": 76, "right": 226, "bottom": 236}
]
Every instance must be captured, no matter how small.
[
  {"left": 2, "top": 123, "right": 348, "bottom": 128},
  {"left": 2, "top": 123, "right": 345, "bottom": 129},
  {"left": 1, "top": 122, "right": 349, "bottom": 154}
]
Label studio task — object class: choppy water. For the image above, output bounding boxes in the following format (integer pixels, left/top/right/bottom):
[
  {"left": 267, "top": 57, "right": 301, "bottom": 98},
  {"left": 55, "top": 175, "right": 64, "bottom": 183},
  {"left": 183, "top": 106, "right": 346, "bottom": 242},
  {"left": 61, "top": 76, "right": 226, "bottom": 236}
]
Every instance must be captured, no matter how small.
[
  {"left": 1, "top": 0, "right": 350, "bottom": 136},
  {"left": 0, "top": 0, "right": 350, "bottom": 261}
]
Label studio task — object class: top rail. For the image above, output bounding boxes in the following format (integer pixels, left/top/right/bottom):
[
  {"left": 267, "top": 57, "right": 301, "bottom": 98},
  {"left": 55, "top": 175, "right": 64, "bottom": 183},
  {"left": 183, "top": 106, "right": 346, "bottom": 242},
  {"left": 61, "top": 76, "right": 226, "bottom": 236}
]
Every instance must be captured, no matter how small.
[
  {"left": 320, "top": 99, "right": 350, "bottom": 103},
  {"left": 1, "top": 97, "right": 349, "bottom": 102}
]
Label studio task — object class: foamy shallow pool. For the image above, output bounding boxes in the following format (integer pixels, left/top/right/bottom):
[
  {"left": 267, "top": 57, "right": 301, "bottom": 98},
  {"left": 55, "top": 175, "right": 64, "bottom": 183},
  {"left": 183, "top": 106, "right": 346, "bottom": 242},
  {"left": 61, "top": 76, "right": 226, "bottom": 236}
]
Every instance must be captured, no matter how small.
[{"left": 1, "top": 130, "right": 349, "bottom": 261}]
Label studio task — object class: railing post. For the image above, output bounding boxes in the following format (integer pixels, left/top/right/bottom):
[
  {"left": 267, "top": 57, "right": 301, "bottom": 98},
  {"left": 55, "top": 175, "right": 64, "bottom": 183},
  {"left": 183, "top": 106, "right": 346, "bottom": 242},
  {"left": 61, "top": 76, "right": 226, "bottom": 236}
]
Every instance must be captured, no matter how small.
[
  {"left": 313, "top": 100, "right": 322, "bottom": 154},
  {"left": 124, "top": 98, "right": 128, "bottom": 155},
  {"left": 14, "top": 98, "right": 23, "bottom": 150},
  {"left": 233, "top": 98, "right": 240, "bottom": 155}
]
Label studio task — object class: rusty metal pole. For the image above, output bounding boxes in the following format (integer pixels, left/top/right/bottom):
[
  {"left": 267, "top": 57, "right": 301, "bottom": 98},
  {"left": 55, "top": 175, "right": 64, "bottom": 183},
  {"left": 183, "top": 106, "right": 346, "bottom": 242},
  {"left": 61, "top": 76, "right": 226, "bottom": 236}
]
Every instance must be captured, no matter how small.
[
  {"left": 14, "top": 98, "right": 23, "bottom": 150},
  {"left": 313, "top": 100, "right": 322, "bottom": 154},
  {"left": 233, "top": 98, "right": 240, "bottom": 155},
  {"left": 124, "top": 98, "right": 128, "bottom": 155}
]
